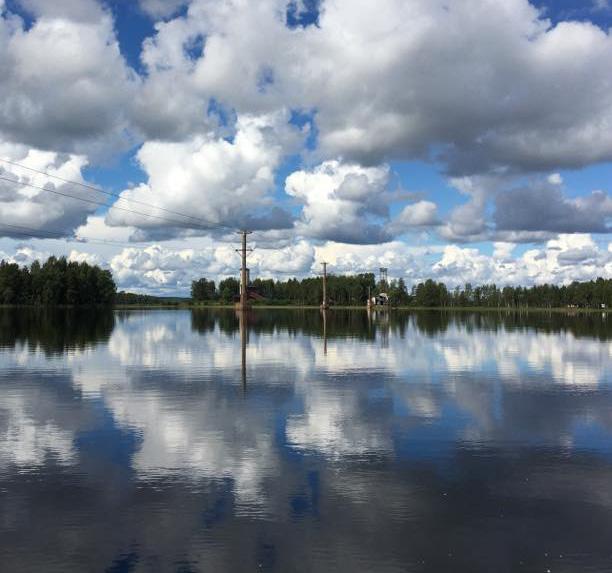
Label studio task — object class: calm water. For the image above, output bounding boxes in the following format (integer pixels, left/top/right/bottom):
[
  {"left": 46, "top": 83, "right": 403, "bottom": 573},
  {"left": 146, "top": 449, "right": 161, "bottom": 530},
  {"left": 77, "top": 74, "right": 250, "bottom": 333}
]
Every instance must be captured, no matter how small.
[{"left": 1, "top": 308, "right": 612, "bottom": 572}]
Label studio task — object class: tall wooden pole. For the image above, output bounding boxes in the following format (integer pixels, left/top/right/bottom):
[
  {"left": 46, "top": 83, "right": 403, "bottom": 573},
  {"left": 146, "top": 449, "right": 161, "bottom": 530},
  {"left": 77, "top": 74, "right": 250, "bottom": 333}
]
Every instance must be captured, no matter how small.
[{"left": 236, "top": 230, "right": 252, "bottom": 310}]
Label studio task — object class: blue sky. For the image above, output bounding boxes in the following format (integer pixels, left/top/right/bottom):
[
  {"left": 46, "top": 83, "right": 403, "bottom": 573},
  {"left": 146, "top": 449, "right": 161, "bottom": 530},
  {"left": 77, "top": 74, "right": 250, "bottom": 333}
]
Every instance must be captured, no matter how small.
[{"left": 0, "top": 0, "right": 611, "bottom": 294}]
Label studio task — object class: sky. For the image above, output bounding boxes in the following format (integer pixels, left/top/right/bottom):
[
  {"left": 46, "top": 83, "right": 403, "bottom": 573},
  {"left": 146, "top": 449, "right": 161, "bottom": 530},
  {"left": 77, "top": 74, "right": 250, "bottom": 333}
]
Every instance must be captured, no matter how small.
[{"left": 0, "top": 0, "right": 611, "bottom": 295}]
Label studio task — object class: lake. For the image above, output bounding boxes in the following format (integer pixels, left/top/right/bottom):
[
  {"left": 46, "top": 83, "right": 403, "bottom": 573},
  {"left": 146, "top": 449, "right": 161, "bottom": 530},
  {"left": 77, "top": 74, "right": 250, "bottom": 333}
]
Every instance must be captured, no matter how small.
[{"left": 1, "top": 308, "right": 612, "bottom": 572}]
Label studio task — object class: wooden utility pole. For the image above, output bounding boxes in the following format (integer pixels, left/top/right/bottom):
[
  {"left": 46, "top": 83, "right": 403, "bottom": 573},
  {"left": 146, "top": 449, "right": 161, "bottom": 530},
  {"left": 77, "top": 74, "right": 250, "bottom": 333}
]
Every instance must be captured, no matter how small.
[
  {"left": 236, "top": 230, "right": 252, "bottom": 310},
  {"left": 320, "top": 262, "right": 329, "bottom": 310}
]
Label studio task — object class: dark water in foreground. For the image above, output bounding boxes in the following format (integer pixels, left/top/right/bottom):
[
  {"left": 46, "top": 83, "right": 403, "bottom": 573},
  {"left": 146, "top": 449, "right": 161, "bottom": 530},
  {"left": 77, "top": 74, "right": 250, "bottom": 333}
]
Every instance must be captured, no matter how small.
[{"left": 1, "top": 308, "right": 612, "bottom": 573}]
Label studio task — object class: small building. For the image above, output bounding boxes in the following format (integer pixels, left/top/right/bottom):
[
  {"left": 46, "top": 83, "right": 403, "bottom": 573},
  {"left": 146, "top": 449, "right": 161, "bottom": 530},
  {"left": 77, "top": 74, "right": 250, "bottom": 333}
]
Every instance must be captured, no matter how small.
[{"left": 368, "top": 292, "right": 389, "bottom": 307}]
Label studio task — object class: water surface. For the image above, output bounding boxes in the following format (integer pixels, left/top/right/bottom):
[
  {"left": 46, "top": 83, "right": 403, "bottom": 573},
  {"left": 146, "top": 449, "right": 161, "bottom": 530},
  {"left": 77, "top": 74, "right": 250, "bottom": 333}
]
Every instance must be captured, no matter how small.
[{"left": 1, "top": 308, "right": 612, "bottom": 572}]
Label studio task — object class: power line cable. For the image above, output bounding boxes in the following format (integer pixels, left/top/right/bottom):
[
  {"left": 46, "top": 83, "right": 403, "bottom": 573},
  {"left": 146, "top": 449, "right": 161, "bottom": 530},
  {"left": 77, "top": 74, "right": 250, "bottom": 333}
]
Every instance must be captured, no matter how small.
[
  {"left": 0, "top": 222, "right": 150, "bottom": 248},
  {"left": 0, "top": 175, "right": 234, "bottom": 233},
  {"left": 0, "top": 157, "right": 235, "bottom": 232}
]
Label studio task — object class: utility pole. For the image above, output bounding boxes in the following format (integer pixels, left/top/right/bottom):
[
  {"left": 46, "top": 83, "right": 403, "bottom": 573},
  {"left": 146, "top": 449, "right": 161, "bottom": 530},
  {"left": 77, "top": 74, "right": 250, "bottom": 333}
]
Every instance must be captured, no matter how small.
[
  {"left": 320, "top": 262, "right": 329, "bottom": 310},
  {"left": 236, "top": 230, "right": 252, "bottom": 310}
]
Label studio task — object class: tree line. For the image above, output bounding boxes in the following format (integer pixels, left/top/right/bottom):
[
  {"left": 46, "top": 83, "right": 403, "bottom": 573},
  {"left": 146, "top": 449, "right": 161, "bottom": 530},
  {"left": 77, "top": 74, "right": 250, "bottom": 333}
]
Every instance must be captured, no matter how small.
[
  {"left": 2, "top": 255, "right": 610, "bottom": 309},
  {"left": 192, "top": 274, "right": 380, "bottom": 305},
  {"left": 0, "top": 257, "right": 116, "bottom": 305},
  {"left": 192, "top": 274, "right": 612, "bottom": 309},
  {"left": 408, "top": 278, "right": 612, "bottom": 309}
]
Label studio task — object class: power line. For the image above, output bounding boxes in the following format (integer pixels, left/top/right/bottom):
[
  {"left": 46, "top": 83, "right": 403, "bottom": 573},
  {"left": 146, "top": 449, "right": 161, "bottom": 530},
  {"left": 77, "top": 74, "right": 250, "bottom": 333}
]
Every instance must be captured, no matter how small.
[
  {"left": 0, "top": 157, "right": 235, "bottom": 232},
  {"left": 0, "top": 222, "right": 150, "bottom": 248},
  {"left": 0, "top": 175, "right": 233, "bottom": 233}
]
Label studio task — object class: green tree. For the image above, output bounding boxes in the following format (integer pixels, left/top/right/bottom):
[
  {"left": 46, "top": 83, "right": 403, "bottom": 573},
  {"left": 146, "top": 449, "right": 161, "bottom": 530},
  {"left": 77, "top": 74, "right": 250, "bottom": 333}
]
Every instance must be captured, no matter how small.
[
  {"left": 219, "top": 277, "right": 240, "bottom": 303},
  {"left": 191, "top": 278, "right": 216, "bottom": 301}
]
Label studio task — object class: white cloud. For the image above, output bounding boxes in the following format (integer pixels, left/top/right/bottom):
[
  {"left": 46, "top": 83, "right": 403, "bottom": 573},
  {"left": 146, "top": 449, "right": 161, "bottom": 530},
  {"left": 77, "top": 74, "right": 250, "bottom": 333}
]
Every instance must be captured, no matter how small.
[
  {"left": 75, "top": 215, "right": 136, "bottom": 243},
  {"left": 138, "top": 0, "right": 188, "bottom": 19},
  {"left": 392, "top": 200, "right": 439, "bottom": 230},
  {"left": 67, "top": 249, "right": 101, "bottom": 266},
  {"left": 0, "top": 244, "right": 49, "bottom": 266},
  {"left": 0, "top": 145, "right": 98, "bottom": 236},
  {"left": 133, "top": 0, "right": 612, "bottom": 175},
  {"left": 285, "top": 160, "right": 392, "bottom": 244},
  {"left": 0, "top": 8, "right": 136, "bottom": 154},
  {"left": 107, "top": 112, "right": 299, "bottom": 237},
  {"left": 431, "top": 234, "right": 612, "bottom": 287},
  {"left": 493, "top": 242, "right": 516, "bottom": 260},
  {"left": 310, "top": 234, "right": 611, "bottom": 288},
  {"left": 109, "top": 240, "right": 316, "bottom": 293},
  {"left": 16, "top": 0, "right": 104, "bottom": 22},
  {"left": 314, "top": 240, "right": 425, "bottom": 278},
  {"left": 1, "top": 0, "right": 612, "bottom": 290}
]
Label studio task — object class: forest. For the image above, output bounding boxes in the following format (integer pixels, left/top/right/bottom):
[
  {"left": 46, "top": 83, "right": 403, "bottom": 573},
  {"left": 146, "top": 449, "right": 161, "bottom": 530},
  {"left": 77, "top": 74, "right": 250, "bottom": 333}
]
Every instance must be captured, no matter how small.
[
  {"left": 192, "top": 274, "right": 612, "bottom": 309},
  {"left": 2, "top": 255, "right": 610, "bottom": 309},
  {"left": 0, "top": 257, "right": 116, "bottom": 305}
]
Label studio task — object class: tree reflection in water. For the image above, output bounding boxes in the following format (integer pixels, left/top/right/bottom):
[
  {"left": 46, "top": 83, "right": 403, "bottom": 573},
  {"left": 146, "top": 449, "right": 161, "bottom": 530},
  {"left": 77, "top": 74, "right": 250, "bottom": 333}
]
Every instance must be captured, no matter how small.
[{"left": 1, "top": 308, "right": 612, "bottom": 572}]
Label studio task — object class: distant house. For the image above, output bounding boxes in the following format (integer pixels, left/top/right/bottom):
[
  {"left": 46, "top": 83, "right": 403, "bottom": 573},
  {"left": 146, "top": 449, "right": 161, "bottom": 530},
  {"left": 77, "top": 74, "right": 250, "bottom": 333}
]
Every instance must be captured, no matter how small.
[{"left": 368, "top": 292, "right": 389, "bottom": 307}]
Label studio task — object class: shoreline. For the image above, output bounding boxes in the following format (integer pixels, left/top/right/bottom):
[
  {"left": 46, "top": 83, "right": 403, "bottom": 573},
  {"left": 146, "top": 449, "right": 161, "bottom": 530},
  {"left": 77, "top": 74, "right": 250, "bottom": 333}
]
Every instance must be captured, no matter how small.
[
  {"left": 1, "top": 304, "right": 609, "bottom": 313},
  {"left": 120, "top": 304, "right": 610, "bottom": 313}
]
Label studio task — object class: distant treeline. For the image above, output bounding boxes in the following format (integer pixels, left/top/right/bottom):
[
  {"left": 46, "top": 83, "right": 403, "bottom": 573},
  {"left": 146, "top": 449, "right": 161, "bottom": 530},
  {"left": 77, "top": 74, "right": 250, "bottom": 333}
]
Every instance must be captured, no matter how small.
[
  {"left": 192, "top": 274, "right": 377, "bottom": 305},
  {"left": 192, "top": 274, "right": 612, "bottom": 309},
  {"left": 0, "top": 257, "right": 116, "bottom": 305},
  {"left": 410, "top": 278, "right": 612, "bottom": 309},
  {"left": 115, "top": 291, "right": 189, "bottom": 306}
]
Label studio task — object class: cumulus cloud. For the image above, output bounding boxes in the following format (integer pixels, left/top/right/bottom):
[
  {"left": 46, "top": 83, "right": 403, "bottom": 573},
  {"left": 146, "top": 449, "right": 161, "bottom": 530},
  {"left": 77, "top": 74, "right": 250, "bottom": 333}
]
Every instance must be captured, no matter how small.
[
  {"left": 74, "top": 215, "right": 137, "bottom": 243},
  {"left": 314, "top": 240, "right": 426, "bottom": 279},
  {"left": 67, "top": 249, "right": 101, "bottom": 266},
  {"left": 0, "top": 145, "right": 99, "bottom": 237},
  {"left": 110, "top": 240, "right": 315, "bottom": 293},
  {"left": 138, "top": 0, "right": 188, "bottom": 20},
  {"left": 107, "top": 112, "right": 300, "bottom": 238},
  {"left": 495, "top": 186, "right": 612, "bottom": 234},
  {"left": 285, "top": 160, "right": 392, "bottom": 244},
  {"left": 131, "top": 0, "right": 612, "bottom": 176},
  {"left": 437, "top": 176, "right": 498, "bottom": 242},
  {"left": 391, "top": 200, "right": 440, "bottom": 233},
  {"left": 15, "top": 0, "right": 104, "bottom": 22},
  {"left": 302, "top": 234, "right": 611, "bottom": 288},
  {"left": 250, "top": 239, "right": 315, "bottom": 275},
  {"left": 430, "top": 234, "right": 612, "bottom": 287},
  {"left": 1, "top": 0, "right": 612, "bottom": 290},
  {"left": 0, "top": 244, "right": 50, "bottom": 266},
  {"left": 0, "top": 6, "right": 137, "bottom": 155}
]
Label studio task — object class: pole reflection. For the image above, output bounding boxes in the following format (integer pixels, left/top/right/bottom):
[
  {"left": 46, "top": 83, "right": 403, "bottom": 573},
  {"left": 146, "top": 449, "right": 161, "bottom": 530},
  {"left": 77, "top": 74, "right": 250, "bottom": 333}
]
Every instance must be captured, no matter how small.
[
  {"left": 238, "top": 309, "right": 248, "bottom": 394},
  {"left": 321, "top": 309, "right": 327, "bottom": 356}
]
